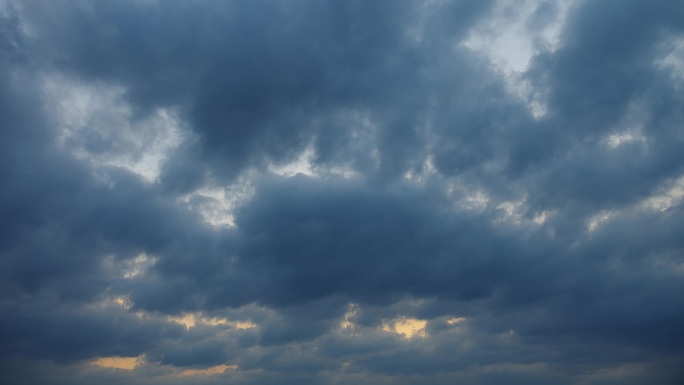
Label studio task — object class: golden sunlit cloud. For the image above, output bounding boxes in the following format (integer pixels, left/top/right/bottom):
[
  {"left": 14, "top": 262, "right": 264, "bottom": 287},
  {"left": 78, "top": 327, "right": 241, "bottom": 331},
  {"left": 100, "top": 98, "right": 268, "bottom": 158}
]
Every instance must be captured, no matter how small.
[
  {"left": 167, "top": 312, "right": 257, "bottom": 330},
  {"left": 179, "top": 364, "right": 237, "bottom": 376},
  {"left": 122, "top": 253, "right": 158, "bottom": 279},
  {"left": 382, "top": 317, "right": 428, "bottom": 339},
  {"left": 447, "top": 317, "right": 466, "bottom": 325},
  {"left": 91, "top": 355, "right": 143, "bottom": 370},
  {"left": 89, "top": 355, "right": 238, "bottom": 378},
  {"left": 340, "top": 303, "right": 359, "bottom": 330},
  {"left": 113, "top": 296, "right": 133, "bottom": 309},
  {"left": 232, "top": 321, "right": 257, "bottom": 329},
  {"left": 168, "top": 313, "right": 198, "bottom": 329}
]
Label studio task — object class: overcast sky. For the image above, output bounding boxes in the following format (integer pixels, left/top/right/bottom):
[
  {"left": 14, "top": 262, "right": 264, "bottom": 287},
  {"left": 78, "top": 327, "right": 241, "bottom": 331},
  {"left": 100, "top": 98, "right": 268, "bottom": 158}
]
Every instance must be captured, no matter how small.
[{"left": 2, "top": 0, "right": 684, "bottom": 384}]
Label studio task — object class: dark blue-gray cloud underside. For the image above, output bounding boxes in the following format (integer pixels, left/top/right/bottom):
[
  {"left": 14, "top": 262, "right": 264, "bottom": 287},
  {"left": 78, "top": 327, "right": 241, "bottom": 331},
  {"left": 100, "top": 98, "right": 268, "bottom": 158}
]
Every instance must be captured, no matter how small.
[{"left": 2, "top": 1, "right": 684, "bottom": 384}]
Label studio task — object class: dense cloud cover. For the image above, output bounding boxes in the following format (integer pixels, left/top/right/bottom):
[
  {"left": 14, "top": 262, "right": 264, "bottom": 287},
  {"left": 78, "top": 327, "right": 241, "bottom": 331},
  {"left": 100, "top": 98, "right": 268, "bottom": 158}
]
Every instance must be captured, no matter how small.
[{"left": 2, "top": 0, "right": 684, "bottom": 383}]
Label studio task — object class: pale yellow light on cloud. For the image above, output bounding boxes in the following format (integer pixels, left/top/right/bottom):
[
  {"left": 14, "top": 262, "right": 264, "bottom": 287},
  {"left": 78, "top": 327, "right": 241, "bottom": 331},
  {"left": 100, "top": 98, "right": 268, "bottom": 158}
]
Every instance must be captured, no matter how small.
[
  {"left": 167, "top": 312, "right": 257, "bottom": 330},
  {"left": 90, "top": 356, "right": 237, "bottom": 377},
  {"left": 383, "top": 317, "right": 428, "bottom": 339},
  {"left": 179, "top": 364, "right": 238, "bottom": 376},
  {"left": 340, "top": 303, "right": 359, "bottom": 330},
  {"left": 91, "top": 355, "right": 143, "bottom": 370},
  {"left": 447, "top": 317, "right": 466, "bottom": 325}
]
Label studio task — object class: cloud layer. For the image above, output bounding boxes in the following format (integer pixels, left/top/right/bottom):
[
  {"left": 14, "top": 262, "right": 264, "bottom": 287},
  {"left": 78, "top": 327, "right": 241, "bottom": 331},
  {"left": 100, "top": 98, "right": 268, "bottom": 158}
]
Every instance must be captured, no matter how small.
[{"left": 2, "top": 0, "right": 684, "bottom": 384}]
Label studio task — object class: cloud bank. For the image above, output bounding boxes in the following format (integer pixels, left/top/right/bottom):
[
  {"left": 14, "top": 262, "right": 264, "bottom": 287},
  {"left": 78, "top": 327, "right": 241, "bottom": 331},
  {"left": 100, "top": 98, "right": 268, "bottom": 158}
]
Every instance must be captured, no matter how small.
[{"left": 1, "top": 0, "right": 684, "bottom": 384}]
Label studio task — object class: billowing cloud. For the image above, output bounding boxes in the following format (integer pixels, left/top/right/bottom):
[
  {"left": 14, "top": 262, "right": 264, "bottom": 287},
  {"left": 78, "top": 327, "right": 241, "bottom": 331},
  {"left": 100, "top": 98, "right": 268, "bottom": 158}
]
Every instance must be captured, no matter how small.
[{"left": 2, "top": 0, "right": 684, "bottom": 384}]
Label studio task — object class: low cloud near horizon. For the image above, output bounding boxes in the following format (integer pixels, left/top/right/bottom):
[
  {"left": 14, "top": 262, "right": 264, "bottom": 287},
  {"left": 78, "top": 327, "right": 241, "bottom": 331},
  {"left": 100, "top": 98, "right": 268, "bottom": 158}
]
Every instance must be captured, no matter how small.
[{"left": 2, "top": 0, "right": 684, "bottom": 384}]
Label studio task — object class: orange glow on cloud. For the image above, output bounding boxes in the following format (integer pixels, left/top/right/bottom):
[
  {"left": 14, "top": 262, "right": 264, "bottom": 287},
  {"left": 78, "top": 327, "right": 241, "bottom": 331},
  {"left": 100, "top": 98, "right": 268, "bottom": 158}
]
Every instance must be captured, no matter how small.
[
  {"left": 91, "top": 356, "right": 142, "bottom": 370},
  {"left": 89, "top": 355, "right": 238, "bottom": 378},
  {"left": 383, "top": 317, "right": 428, "bottom": 339},
  {"left": 447, "top": 317, "right": 466, "bottom": 325},
  {"left": 179, "top": 364, "right": 237, "bottom": 376},
  {"left": 167, "top": 312, "right": 257, "bottom": 330}
]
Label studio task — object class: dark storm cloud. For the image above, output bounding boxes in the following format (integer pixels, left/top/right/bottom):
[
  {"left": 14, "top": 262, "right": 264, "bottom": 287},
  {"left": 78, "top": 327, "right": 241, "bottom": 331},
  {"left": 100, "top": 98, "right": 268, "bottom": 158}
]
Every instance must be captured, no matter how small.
[
  {"left": 228, "top": 174, "right": 684, "bottom": 351},
  {"left": 0, "top": 3, "right": 229, "bottom": 367},
  {"left": 531, "top": 0, "right": 684, "bottom": 131},
  {"left": 0, "top": 298, "right": 187, "bottom": 363},
  {"left": 520, "top": 0, "right": 684, "bottom": 208},
  {"left": 2, "top": 0, "right": 684, "bottom": 384},
  {"left": 17, "top": 0, "right": 498, "bottom": 186},
  {"left": 229, "top": 176, "right": 529, "bottom": 306}
]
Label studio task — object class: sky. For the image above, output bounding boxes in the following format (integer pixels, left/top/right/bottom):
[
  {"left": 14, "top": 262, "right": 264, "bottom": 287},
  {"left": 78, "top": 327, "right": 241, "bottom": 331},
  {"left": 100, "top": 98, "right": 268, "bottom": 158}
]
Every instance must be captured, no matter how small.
[{"left": 1, "top": 0, "right": 684, "bottom": 384}]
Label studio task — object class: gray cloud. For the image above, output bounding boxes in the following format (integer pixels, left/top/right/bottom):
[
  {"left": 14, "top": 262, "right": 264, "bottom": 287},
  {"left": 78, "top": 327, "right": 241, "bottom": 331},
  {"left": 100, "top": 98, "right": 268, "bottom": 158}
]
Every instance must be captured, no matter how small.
[{"left": 2, "top": 0, "right": 684, "bottom": 384}]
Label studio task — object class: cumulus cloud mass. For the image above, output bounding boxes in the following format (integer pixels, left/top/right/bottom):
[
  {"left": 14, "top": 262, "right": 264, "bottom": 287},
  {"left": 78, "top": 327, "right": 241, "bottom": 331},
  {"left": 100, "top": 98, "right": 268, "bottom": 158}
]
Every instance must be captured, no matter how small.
[{"left": 2, "top": 0, "right": 684, "bottom": 384}]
